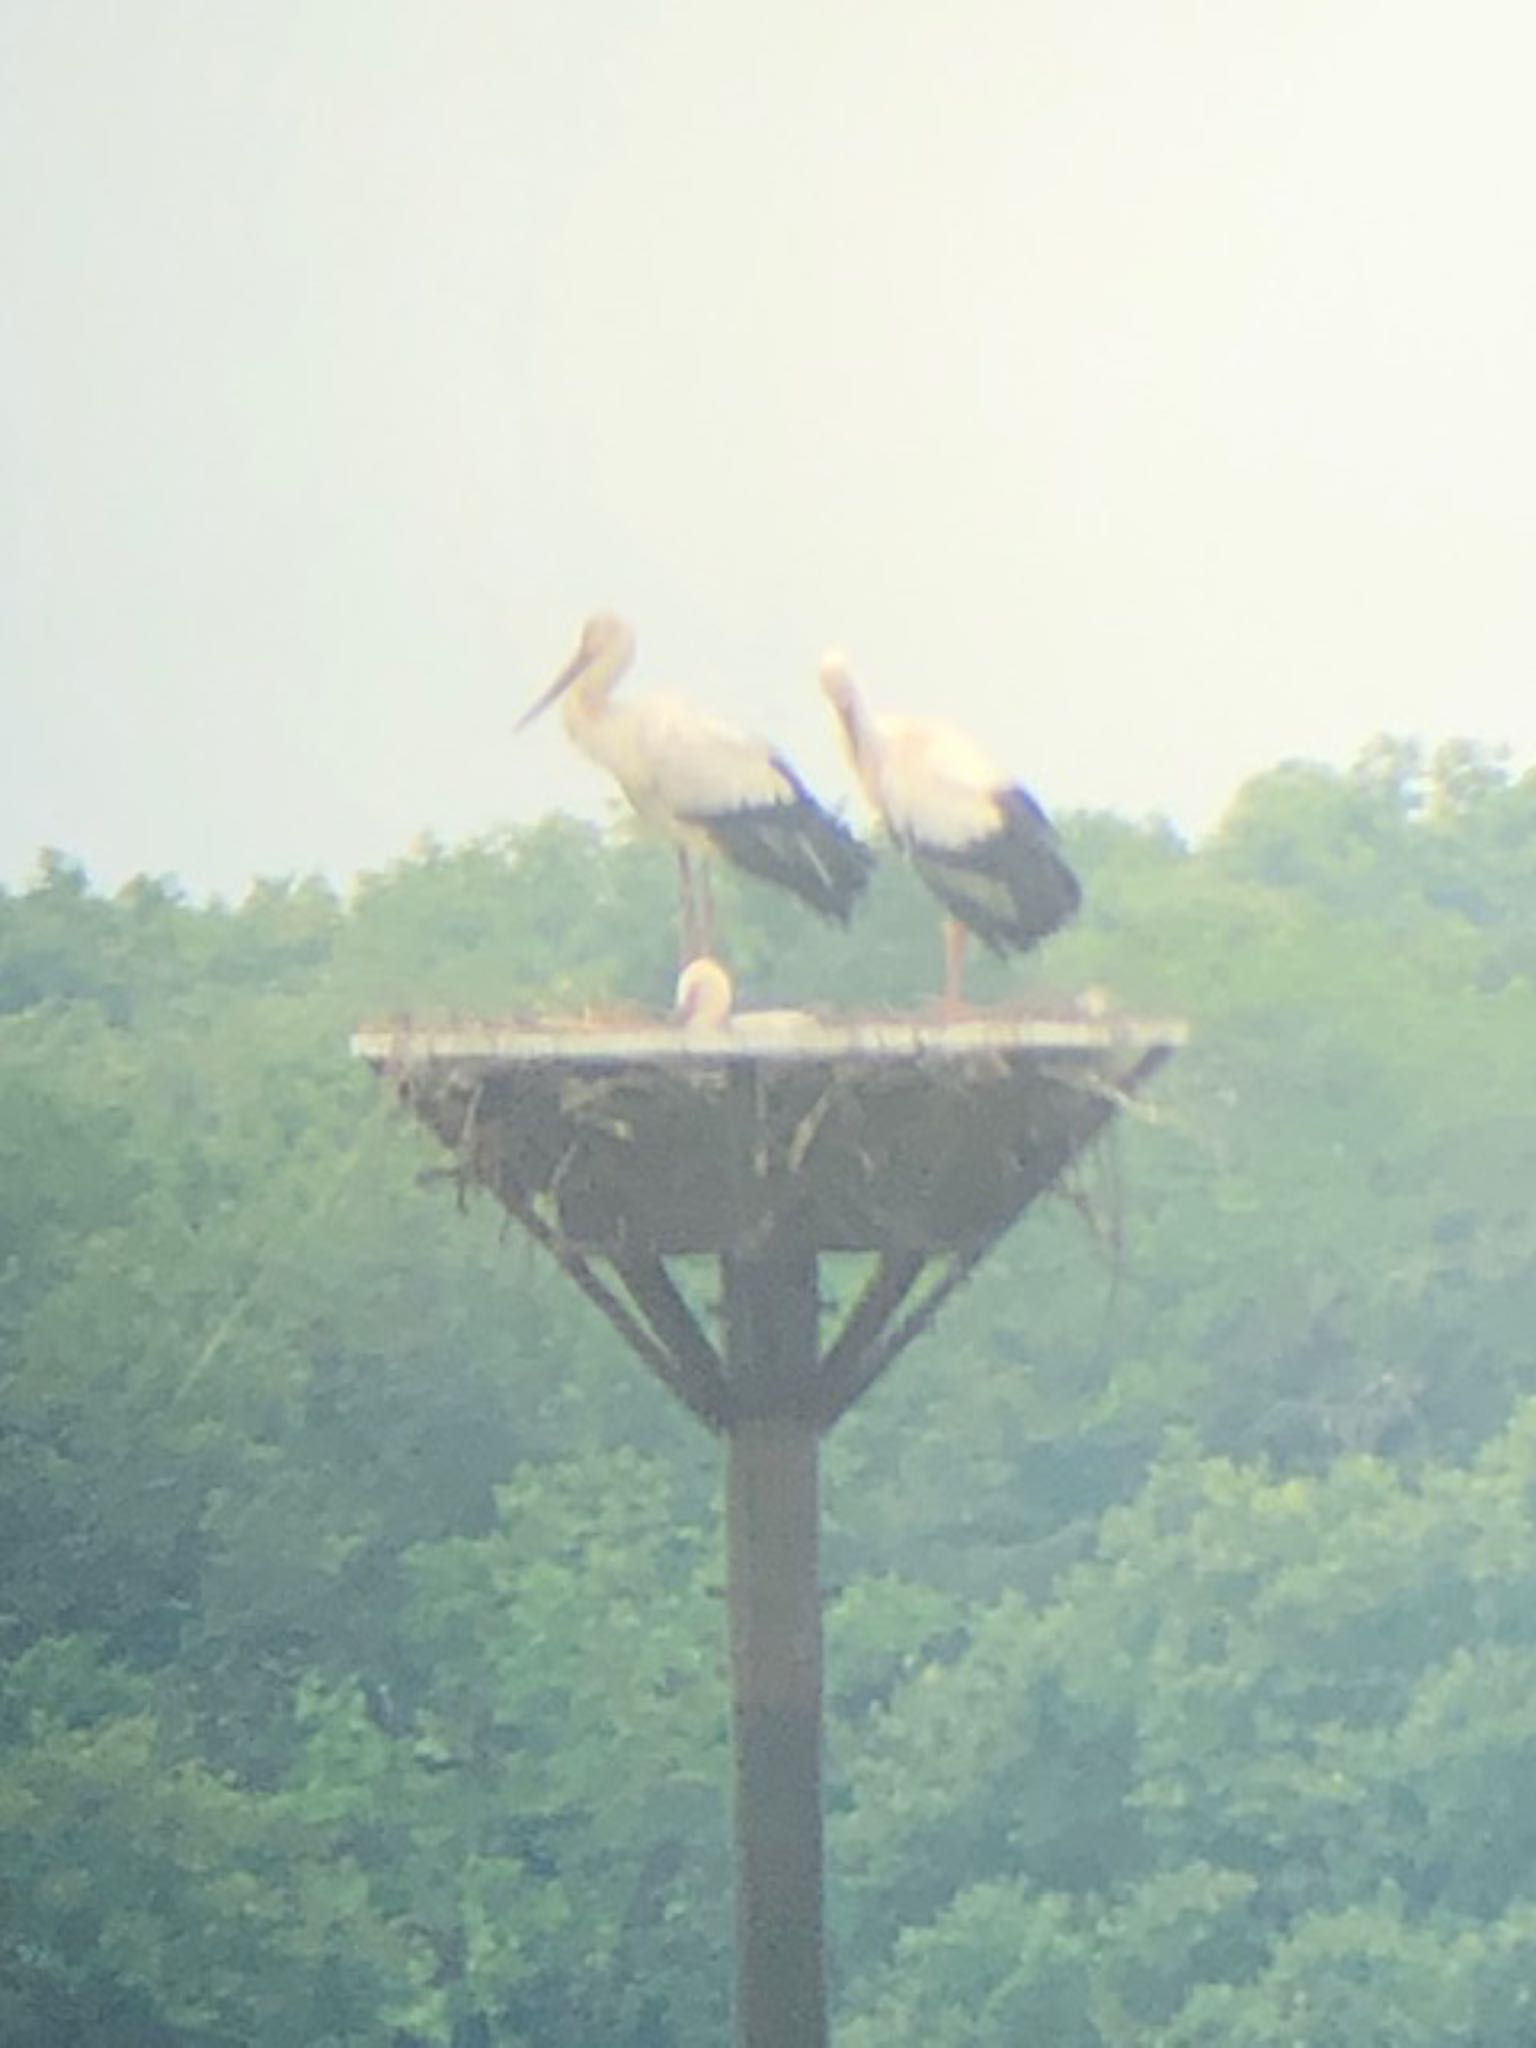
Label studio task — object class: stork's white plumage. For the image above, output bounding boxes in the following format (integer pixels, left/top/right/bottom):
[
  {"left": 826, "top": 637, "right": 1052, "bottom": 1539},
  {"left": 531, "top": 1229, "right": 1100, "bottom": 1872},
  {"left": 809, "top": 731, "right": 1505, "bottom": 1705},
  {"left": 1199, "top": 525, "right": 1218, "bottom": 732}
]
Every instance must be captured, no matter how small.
[
  {"left": 673, "top": 955, "right": 821, "bottom": 1039},
  {"left": 820, "top": 650, "right": 1080, "bottom": 1003},
  {"left": 520, "top": 615, "right": 873, "bottom": 960}
]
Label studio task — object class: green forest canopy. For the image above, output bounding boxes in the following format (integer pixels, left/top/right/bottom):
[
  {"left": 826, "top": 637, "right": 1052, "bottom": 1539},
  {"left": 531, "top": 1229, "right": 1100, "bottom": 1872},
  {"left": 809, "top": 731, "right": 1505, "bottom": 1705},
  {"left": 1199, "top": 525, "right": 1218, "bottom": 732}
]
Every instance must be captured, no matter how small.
[{"left": 3, "top": 737, "right": 1536, "bottom": 2045}]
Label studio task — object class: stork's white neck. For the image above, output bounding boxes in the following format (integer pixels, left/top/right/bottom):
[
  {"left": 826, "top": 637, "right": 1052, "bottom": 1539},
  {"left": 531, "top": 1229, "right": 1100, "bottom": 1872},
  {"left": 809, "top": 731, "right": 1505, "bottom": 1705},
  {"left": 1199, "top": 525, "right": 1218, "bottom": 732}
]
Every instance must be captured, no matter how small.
[
  {"left": 562, "top": 627, "right": 635, "bottom": 734},
  {"left": 826, "top": 676, "right": 885, "bottom": 811}
]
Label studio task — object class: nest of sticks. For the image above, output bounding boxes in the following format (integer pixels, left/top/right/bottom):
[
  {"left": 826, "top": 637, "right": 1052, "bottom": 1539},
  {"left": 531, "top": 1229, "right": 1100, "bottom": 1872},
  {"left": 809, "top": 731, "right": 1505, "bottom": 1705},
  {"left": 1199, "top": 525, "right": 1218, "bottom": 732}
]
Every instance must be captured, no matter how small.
[{"left": 375, "top": 1012, "right": 1172, "bottom": 1258}]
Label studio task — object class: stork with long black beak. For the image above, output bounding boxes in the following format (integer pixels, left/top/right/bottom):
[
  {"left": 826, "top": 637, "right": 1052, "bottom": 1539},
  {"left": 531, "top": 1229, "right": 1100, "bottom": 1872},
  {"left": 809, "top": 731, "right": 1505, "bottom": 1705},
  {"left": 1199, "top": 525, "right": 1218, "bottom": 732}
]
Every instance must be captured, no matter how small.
[
  {"left": 519, "top": 614, "right": 873, "bottom": 960},
  {"left": 820, "top": 649, "right": 1080, "bottom": 1005}
]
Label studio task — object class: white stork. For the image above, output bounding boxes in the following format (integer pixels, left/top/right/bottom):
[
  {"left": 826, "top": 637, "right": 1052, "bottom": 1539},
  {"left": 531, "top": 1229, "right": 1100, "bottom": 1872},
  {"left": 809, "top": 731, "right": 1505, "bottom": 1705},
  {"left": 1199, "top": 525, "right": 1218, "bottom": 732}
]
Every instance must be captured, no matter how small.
[
  {"left": 820, "top": 650, "right": 1081, "bottom": 1005},
  {"left": 674, "top": 955, "right": 820, "bottom": 1038},
  {"left": 674, "top": 954, "right": 735, "bottom": 1029},
  {"left": 518, "top": 614, "right": 873, "bottom": 961}
]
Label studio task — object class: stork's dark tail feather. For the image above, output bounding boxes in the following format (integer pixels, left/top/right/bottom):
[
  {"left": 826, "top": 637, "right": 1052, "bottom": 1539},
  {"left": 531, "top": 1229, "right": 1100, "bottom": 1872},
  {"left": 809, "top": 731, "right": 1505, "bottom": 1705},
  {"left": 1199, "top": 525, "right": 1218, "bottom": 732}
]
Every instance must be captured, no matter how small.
[
  {"left": 912, "top": 787, "right": 1081, "bottom": 955},
  {"left": 692, "top": 794, "right": 876, "bottom": 923}
]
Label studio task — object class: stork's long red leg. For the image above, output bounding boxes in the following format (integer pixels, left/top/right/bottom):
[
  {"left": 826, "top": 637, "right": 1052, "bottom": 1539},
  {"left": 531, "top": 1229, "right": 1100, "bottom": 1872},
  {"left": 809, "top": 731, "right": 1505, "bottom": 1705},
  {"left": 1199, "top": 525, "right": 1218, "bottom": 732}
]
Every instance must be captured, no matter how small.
[
  {"left": 698, "top": 861, "right": 717, "bottom": 956},
  {"left": 943, "top": 917, "right": 968, "bottom": 1013},
  {"left": 677, "top": 848, "right": 699, "bottom": 965}
]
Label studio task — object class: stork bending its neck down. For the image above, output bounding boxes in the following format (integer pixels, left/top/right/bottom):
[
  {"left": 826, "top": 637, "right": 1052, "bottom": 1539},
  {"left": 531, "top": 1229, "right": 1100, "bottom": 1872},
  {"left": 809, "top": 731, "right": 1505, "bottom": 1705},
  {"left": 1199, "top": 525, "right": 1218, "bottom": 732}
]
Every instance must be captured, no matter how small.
[
  {"left": 820, "top": 650, "right": 1080, "bottom": 1007},
  {"left": 675, "top": 954, "right": 735, "bottom": 1030},
  {"left": 519, "top": 614, "right": 874, "bottom": 963}
]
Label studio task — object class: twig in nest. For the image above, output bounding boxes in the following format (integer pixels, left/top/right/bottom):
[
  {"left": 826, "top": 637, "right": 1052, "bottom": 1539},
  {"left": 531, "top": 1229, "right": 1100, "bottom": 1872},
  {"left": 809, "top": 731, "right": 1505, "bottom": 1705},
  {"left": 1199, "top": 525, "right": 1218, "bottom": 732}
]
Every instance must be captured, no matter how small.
[{"left": 787, "top": 1083, "right": 838, "bottom": 1174}]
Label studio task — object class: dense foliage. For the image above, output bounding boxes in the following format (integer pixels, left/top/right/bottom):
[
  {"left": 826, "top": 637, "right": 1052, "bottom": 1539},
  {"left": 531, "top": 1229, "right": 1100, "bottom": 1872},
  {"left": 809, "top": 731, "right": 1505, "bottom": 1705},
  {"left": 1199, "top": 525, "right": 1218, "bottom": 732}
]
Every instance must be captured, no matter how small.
[{"left": 4, "top": 739, "right": 1536, "bottom": 2044}]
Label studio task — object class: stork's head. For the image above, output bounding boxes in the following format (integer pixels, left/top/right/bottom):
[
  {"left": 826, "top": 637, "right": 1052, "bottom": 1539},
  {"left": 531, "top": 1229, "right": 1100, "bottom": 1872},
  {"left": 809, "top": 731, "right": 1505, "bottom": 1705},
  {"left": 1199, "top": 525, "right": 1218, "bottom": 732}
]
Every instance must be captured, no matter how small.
[
  {"left": 576, "top": 612, "right": 633, "bottom": 662},
  {"left": 516, "top": 612, "right": 636, "bottom": 732},
  {"left": 819, "top": 648, "right": 866, "bottom": 764},
  {"left": 675, "top": 955, "right": 734, "bottom": 1031},
  {"left": 818, "top": 648, "right": 856, "bottom": 714}
]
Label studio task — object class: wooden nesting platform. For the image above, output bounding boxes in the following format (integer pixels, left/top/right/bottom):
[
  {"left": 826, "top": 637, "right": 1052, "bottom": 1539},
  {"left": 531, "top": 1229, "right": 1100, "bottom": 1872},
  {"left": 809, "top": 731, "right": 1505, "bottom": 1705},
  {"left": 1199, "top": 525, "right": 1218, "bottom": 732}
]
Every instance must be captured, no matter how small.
[
  {"left": 352, "top": 1008, "right": 1185, "bottom": 1432},
  {"left": 356, "top": 1003, "right": 1186, "bottom": 2048},
  {"left": 353, "top": 1010, "right": 1184, "bottom": 1259}
]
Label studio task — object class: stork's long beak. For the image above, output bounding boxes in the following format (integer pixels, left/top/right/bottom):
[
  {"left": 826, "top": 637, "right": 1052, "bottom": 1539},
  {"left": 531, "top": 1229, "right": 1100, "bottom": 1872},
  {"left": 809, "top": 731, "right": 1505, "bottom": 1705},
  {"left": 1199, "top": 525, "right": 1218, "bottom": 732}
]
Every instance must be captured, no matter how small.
[{"left": 514, "top": 647, "right": 587, "bottom": 733}]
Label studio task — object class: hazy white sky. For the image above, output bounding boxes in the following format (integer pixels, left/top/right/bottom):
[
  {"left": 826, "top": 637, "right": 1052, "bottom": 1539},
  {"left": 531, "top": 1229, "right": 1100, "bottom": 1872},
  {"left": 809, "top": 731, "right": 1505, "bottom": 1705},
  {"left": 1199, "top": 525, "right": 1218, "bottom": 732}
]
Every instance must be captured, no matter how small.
[{"left": 4, "top": 1, "right": 1534, "bottom": 897}]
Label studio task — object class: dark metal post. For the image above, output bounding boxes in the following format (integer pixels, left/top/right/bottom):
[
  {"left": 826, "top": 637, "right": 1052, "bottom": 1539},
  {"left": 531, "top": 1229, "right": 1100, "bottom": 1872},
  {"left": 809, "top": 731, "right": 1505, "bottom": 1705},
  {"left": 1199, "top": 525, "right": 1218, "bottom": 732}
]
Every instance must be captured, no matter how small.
[{"left": 724, "top": 1247, "right": 826, "bottom": 2048}]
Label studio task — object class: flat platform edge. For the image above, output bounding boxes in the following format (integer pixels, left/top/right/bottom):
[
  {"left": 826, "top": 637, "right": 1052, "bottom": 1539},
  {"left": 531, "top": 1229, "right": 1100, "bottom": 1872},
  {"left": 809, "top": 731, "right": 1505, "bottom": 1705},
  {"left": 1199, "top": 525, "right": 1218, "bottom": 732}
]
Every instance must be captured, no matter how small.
[{"left": 349, "top": 1013, "right": 1190, "bottom": 1068}]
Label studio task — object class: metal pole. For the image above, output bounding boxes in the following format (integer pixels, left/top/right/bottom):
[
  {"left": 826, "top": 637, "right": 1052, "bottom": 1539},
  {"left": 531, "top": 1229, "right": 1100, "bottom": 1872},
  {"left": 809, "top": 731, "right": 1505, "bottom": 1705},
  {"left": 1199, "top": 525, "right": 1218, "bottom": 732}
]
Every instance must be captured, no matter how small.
[{"left": 723, "top": 1247, "right": 826, "bottom": 2048}]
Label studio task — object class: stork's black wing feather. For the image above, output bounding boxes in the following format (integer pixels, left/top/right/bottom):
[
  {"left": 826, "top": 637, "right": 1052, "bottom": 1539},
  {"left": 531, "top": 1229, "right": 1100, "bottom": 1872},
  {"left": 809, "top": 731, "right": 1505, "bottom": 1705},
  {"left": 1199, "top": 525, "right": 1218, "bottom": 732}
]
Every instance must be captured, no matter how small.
[
  {"left": 687, "top": 791, "right": 875, "bottom": 923},
  {"left": 912, "top": 786, "right": 1080, "bottom": 954}
]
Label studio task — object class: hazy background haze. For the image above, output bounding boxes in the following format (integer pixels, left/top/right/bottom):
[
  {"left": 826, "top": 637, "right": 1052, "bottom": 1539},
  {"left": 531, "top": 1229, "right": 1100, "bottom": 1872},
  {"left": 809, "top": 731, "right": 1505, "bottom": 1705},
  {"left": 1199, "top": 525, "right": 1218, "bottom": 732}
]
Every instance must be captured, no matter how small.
[{"left": 4, "top": 1, "right": 1534, "bottom": 896}]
